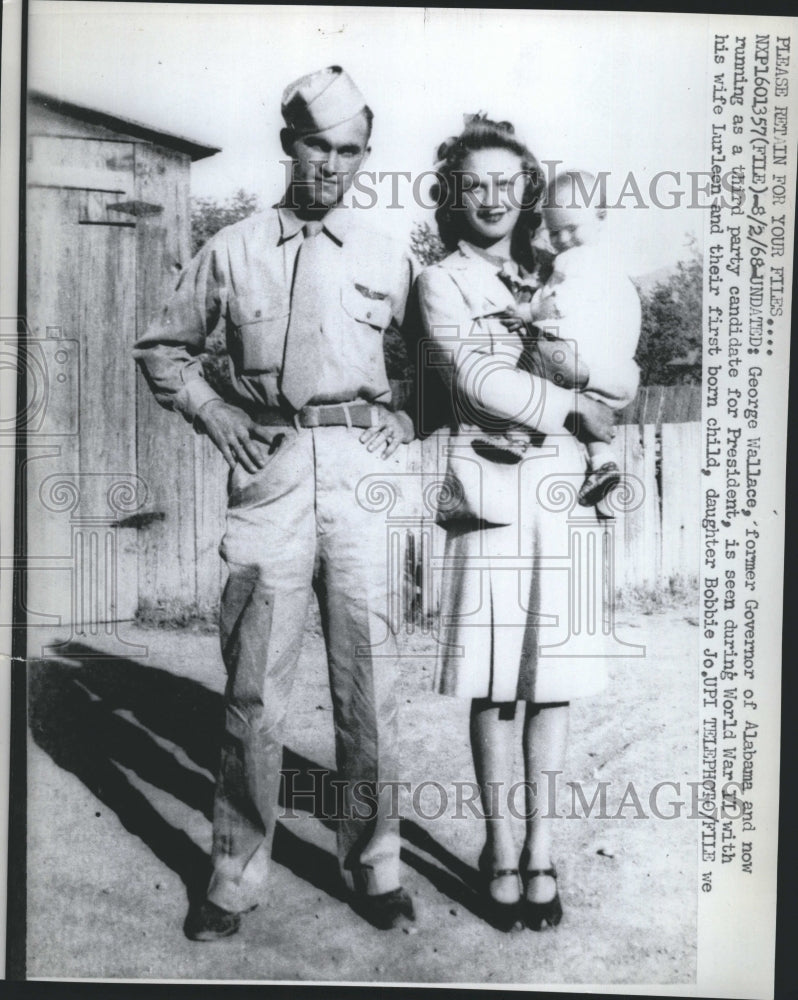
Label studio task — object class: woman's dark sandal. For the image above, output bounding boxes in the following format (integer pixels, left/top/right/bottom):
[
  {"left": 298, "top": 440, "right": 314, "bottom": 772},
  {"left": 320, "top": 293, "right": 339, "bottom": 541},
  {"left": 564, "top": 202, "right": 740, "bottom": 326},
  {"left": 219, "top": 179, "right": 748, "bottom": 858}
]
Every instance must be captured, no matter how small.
[
  {"left": 478, "top": 848, "right": 523, "bottom": 931},
  {"left": 184, "top": 900, "right": 257, "bottom": 942},
  {"left": 522, "top": 867, "right": 563, "bottom": 931},
  {"left": 356, "top": 886, "right": 416, "bottom": 930},
  {"left": 486, "top": 870, "right": 524, "bottom": 931}
]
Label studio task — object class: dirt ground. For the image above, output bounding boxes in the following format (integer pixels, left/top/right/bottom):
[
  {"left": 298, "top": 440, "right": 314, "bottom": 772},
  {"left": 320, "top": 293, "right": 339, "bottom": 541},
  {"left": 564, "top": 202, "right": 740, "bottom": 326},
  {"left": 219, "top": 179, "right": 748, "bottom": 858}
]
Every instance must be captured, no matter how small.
[{"left": 24, "top": 602, "right": 699, "bottom": 986}]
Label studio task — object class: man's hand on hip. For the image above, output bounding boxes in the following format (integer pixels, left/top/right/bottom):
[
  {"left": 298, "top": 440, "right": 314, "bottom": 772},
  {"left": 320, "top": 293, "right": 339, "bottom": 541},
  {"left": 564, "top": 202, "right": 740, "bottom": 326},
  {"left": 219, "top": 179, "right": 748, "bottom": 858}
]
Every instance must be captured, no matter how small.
[
  {"left": 197, "top": 399, "right": 285, "bottom": 471},
  {"left": 359, "top": 405, "right": 414, "bottom": 459}
]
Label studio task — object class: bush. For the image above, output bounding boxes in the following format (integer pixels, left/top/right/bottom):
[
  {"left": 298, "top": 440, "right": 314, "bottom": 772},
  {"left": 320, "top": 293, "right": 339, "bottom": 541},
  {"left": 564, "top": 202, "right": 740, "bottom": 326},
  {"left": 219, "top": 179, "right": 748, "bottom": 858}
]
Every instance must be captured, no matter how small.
[
  {"left": 634, "top": 239, "right": 703, "bottom": 386},
  {"left": 191, "top": 189, "right": 261, "bottom": 256},
  {"left": 410, "top": 221, "right": 447, "bottom": 267}
]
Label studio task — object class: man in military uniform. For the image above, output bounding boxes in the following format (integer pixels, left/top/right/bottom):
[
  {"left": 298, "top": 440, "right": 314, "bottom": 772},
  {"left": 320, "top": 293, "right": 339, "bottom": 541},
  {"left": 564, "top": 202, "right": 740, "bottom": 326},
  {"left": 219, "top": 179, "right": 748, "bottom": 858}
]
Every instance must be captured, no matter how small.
[{"left": 134, "top": 66, "right": 417, "bottom": 940}]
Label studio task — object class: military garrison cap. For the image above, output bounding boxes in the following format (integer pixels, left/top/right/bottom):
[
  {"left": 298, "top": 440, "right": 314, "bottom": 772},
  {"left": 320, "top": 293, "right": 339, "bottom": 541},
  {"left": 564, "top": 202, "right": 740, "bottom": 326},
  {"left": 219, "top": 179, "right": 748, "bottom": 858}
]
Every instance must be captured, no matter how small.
[{"left": 281, "top": 65, "right": 367, "bottom": 134}]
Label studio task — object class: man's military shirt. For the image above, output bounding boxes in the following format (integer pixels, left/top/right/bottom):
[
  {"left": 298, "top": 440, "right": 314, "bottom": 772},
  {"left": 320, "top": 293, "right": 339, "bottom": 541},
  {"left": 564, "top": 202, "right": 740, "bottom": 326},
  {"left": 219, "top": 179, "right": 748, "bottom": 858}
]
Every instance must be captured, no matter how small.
[{"left": 134, "top": 203, "right": 417, "bottom": 422}]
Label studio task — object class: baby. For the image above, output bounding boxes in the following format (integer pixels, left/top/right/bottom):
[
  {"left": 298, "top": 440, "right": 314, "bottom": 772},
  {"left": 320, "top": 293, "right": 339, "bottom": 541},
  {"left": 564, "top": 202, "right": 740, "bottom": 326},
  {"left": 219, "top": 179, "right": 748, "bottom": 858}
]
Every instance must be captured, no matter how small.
[{"left": 506, "top": 170, "right": 642, "bottom": 507}]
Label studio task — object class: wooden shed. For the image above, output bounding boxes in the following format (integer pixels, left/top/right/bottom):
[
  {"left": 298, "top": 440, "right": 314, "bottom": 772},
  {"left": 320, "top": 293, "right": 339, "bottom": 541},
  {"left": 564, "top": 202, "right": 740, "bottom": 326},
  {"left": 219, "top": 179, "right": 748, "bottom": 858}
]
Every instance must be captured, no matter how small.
[{"left": 24, "top": 91, "right": 220, "bottom": 644}]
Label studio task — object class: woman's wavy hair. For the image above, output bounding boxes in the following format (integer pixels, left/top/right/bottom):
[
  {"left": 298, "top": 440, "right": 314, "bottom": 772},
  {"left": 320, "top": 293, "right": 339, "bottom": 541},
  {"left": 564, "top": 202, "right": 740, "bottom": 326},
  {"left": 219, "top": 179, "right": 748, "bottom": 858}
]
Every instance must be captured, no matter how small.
[{"left": 431, "top": 115, "right": 546, "bottom": 269}]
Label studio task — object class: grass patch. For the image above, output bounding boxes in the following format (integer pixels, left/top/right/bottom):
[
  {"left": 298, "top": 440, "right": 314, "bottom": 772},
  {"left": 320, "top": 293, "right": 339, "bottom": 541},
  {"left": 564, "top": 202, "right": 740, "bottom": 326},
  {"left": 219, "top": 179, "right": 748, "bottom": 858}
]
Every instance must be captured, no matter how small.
[
  {"left": 615, "top": 575, "right": 699, "bottom": 615},
  {"left": 136, "top": 582, "right": 697, "bottom": 636},
  {"left": 135, "top": 599, "right": 219, "bottom": 633}
]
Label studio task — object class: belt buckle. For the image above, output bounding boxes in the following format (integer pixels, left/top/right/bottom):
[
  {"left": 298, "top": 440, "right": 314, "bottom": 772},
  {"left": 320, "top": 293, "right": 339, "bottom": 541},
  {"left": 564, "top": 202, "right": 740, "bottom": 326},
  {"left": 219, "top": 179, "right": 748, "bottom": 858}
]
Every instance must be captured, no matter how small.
[{"left": 294, "top": 405, "right": 316, "bottom": 430}]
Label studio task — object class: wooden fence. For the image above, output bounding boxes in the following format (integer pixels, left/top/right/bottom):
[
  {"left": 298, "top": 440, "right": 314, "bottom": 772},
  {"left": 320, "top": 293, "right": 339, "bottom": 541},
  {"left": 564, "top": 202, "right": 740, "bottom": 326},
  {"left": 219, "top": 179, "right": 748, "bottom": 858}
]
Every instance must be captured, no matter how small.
[
  {"left": 617, "top": 384, "right": 702, "bottom": 425},
  {"left": 142, "top": 386, "right": 701, "bottom": 621}
]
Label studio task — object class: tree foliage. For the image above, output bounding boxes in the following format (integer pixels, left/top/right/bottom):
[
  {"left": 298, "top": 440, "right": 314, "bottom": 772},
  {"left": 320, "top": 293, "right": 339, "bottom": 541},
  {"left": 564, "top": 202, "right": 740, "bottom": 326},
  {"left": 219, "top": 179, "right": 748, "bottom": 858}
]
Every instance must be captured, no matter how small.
[
  {"left": 633, "top": 239, "right": 703, "bottom": 385},
  {"left": 410, "top": 221, "right": 447, "bottom": 268},
  {"left": 191, "top": 189, "right": 261, "bottom": 256}
]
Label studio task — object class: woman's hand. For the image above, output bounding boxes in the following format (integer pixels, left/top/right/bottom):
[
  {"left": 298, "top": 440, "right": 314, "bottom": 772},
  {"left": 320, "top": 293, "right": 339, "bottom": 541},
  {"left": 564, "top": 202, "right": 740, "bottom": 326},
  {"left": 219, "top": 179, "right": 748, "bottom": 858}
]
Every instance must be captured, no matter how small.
[
  {"left": 535, "top": 337, "right": 589, "bottom": 391},
  {"left": 359, "top": 405, "right": 413, "bottom": 459},
  {"left": 531, "top": 292, "right": 560, "bottom": 322},
  {"left": 568, "top": 395, "right": 617, "bottom": 445},
  {"left": 491, "top": 302, "right": 534, "bottom": 333},
  {"left": 196, "top": 399, "right": 285, "bottom": 471}
]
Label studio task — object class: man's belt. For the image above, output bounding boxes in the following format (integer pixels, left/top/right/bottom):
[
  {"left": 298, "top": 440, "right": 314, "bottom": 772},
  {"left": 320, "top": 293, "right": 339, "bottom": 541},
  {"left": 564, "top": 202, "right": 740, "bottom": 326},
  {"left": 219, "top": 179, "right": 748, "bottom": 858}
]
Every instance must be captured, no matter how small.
[{"left": 250, "top": 401, "right": 380, "bottom": 430}]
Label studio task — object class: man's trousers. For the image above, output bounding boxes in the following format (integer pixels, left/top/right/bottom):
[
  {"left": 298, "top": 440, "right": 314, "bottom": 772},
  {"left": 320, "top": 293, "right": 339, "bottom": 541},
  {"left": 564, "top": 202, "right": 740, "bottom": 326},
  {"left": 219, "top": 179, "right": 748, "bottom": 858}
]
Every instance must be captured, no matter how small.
[{"left": 205, "top": 426, "right": 405, "bottom": 912}]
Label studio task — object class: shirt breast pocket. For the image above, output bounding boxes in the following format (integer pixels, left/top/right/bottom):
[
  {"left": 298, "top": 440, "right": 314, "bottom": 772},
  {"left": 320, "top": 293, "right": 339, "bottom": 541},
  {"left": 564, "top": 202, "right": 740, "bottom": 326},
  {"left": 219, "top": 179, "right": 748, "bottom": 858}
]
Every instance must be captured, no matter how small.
[
  {"left": 228, "top": 298, "right": 289, "bottom": 373},
  {"left": 340, "top": 283, "right": 393, "bottom": 332}
]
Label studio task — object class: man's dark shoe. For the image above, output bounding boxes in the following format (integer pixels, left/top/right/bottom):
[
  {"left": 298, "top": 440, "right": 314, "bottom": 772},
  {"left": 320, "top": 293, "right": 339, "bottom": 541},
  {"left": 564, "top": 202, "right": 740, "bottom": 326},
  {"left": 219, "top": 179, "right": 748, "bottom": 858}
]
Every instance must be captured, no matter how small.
[
  {"left": 184, "top": 900, "right": 243, "bottom": 941},
  {"left": 356, "top": 886, "right": 416, "bottom": 930}
]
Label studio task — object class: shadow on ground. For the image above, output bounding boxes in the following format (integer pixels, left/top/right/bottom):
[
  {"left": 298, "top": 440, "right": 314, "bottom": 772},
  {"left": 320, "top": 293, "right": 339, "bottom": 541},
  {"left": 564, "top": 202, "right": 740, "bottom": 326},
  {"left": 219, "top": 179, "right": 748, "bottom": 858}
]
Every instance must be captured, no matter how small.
[{"left": 29, "top": 642, "right": 503, "bottom": 926}]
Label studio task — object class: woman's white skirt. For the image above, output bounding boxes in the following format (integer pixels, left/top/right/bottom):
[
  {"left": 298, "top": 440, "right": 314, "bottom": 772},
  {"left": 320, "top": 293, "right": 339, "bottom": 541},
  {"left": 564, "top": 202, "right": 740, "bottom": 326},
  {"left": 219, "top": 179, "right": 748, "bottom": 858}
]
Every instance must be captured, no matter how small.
[{"left": 433, "top": 436, "right": 612, "bottom": 703}]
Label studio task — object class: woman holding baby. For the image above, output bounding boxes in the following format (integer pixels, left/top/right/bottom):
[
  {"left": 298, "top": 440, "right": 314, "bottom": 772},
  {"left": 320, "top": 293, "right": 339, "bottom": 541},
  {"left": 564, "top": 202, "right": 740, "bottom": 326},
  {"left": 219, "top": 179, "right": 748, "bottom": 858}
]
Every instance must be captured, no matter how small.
[{"left": 416, "top": 116, "right": 638, "bottom": 931}]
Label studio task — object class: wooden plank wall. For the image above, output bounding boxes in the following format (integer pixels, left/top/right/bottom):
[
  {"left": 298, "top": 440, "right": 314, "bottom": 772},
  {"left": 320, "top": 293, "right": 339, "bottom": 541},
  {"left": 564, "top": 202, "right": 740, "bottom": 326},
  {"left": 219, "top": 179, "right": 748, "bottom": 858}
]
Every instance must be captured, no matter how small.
[
  {"left": 614, "top": 423, "right": 662, "bottom": 592},
  {"left": 660, "top": 422, "right": 702, "bottom": 583},
  {"left": 77, "top": 219, "right": 138, "bottom": 622},
  {"left": 618, "top": 384, "right": 702, "bottom": 425},
  {"left": 26, "top": 135, "right": 141, "bottom": 626},
  {"left": 25, "top": 186, "right": 84, "bottom": 626},
  {"left": 133, "top": 143, "right": 200, "bottom": 613},
  {"left": 25, "top": 111, "right": 214, "bottom": 628}
]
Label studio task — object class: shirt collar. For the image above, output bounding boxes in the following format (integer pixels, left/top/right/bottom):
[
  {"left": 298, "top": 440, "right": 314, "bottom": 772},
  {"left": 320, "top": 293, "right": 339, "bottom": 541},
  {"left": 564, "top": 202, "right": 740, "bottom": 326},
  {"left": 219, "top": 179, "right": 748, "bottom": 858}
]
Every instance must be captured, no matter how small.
[
  {"left": 276, "top": 200, "right": 352, "bottom": 246},
  {"left": 457, "top": 239, "right": 513, "bottom": 270},
  {"left": 276, "top": 202, "right": 304, "bottom": 242},
  {"left": 455, "top": 240, "right": 539, "bottom": 295}
]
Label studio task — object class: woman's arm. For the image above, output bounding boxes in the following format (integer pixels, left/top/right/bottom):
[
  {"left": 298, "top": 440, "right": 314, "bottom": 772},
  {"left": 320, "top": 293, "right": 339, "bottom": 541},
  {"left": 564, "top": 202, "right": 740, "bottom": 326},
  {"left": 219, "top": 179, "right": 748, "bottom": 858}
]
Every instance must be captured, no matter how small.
[{"left": 417, "top": 267, "right": 614, "bottom": 442}]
